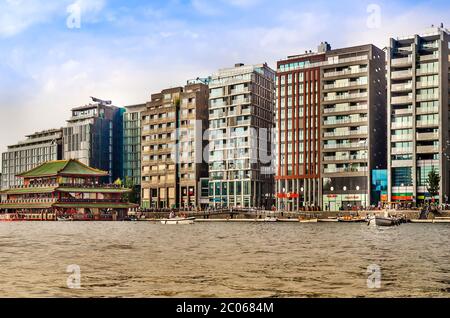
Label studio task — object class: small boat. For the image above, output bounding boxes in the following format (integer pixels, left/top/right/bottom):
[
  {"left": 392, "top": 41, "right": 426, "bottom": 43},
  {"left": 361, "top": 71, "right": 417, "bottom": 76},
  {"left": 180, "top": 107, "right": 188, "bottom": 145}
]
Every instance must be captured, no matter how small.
[
  {"left": 318, "top": 217, "right": 338, "bottom": 222},
  {"left": 367, "top": 215, "right": 401, "bottom": 227},
  {"left": 57, "top": 216, "right": 72, "bottom": 221},
  {"left": 0, "top": 213, "right": 23, "bottom": 222},
  {"left": 299, "top": 218, "right": 318, "bottom": 223},
  {"left": 337, "top": 216, "right": 366, "bottom": 223},
  {"left": 160, "top": 217, "right": 195, "bottom": 225},
  {"left": 264, "top": 217, "right": 278, "bottom": 222}
]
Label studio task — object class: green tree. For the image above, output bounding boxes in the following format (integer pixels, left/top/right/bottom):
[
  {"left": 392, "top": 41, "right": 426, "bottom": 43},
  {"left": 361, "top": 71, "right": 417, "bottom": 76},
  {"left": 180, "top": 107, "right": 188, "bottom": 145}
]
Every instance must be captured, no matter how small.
[
  {"left": 427, "top": 167, "right": 440, "bottom": 200},
  {"left": 123, "top": 177, "right": 139, "bottom": 204}
]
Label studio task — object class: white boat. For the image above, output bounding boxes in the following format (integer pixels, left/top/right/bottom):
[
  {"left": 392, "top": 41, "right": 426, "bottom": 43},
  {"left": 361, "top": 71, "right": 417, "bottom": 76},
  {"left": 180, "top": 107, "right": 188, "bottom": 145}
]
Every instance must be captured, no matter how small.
[
  {"left": 57, "top": 216, "right": 72, "bottom": 221},
  {"left": 299, "top": 218, "right": 318, "bottom": 223},
  {"left": 367, "top": 215, "right": 402, "bottom": 227},
  {"left": 160, "top": 217, "right": 195, "bottom": 225},
  {"left": 264, "top": 217, "right": 278, "bottom": 222}
]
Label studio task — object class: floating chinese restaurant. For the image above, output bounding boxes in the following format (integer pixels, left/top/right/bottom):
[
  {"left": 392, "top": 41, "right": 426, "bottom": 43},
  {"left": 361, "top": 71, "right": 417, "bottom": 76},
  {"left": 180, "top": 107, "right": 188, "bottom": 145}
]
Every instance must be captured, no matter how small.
[{"left": 0, "top": 160, "right": 138, "bottom": 221}]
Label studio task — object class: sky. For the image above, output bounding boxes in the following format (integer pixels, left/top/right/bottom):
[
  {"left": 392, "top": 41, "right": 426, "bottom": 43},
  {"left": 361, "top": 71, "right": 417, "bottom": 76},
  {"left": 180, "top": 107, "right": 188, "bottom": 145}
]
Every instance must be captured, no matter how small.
[{"left": 1, "top": 0, "right": 450, "bottom": 164}]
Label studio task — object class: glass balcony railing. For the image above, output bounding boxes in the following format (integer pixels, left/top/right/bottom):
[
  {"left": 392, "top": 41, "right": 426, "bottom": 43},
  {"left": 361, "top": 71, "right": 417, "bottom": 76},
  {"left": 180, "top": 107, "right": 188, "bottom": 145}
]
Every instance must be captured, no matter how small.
[
  {"left": 323, "top": 104, "right": 367, "bottom": 113},
  {"left": 323, "top": 67, "right": 368, "bottom": 78},
  {"left": 323, "top": 117, "right": 367, "bottom": 126},
  {"left": 324, "top": 92, "right": 368, "bottom": 102}
]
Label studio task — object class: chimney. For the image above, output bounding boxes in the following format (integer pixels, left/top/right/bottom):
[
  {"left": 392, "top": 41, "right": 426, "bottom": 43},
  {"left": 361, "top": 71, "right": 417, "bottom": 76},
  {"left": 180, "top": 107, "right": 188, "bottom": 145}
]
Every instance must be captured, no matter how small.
[{"left": 235, "top": 63, "right": 244, "bottom": 68}]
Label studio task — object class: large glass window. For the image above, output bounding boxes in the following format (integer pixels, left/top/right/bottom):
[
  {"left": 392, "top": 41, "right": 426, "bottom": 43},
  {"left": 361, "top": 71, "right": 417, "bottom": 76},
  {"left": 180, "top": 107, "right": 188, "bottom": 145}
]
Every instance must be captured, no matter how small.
[
  {"left": 417, "top": 165, "right": 439, "bottom": 187},
  {"left": 392, "top": 167, "right": 413, "bottom": 186}
]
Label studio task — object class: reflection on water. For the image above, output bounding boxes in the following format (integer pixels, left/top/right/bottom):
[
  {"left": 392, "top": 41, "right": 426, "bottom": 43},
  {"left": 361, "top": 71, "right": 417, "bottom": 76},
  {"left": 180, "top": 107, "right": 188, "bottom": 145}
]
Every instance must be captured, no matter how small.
[{"left": 0, "top": 222, "right": 449, "bottom": 297}]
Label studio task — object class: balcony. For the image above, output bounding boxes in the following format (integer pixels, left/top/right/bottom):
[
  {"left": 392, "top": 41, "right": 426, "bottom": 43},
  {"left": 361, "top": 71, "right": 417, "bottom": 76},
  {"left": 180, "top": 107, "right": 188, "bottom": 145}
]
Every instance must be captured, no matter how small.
[
  {"left": 391, "top": 147, "right": 413, "bottom": 155},
  {"left": 323, "top": 68, "right": 368, "bottom": 78},
  {"left": 391, "top": 57, "right": 412, "bottom": 67},
  {"left": 230, "top": 97, "right": 251, "bottom": 106},
  {"left": 416, "top": 81, "right": 439, "bottom": 89},
  {"left": 419, "top": 54, "right": 439, "bottom": 62},
  {"left": 391, "top": 70, "right": 412, "bottom": 80},
  {"left": 417, "top": 69, "right": 439, "bottom": 76},
  {"left": 324, "top": 166, "right": 368, "bottom": 174},
  {"left": 392, "top": 108, "right": 412, "bottom": 115},
  {"left": 391, "top": 122, "right": 412, "bottom": 129},
  {"left": 391, "top": 83, "right": 413, "bottom": 92},
  {"left": 1, "top": 198, "right": 57, "bottom": 204},
  {"left": 323, "top": 143, "right": 366, "bottom": 150},
  {"left": 391, "top": 134, "right": 413, "bottom": 142},
  {"left": 416, "top": 121, "right": 439, "bottom": 128},
  {"left": 323, "top": 80, "right": 367, "bottom": 91},
  {"left": 416, "top": 145, "right": 439, "bottom": 153},
  {"left": 323, "top": 155, "right": 368, "bottom": 162},
  {"left": 323, "top": 92, "right": 368, "bottom": 102},
  {"left": 58, "top": 198, "right": 126, "bottom": 203},
  {"left": 391, "top": 160, "right": 413, "bottom": 168},
  {"left": 416, "top": 132, "right": 439, "bottom": 141},
  {"left": 323, "top": 104, "right": 367, "bottom": 114},
  {"left": 323, "top": 117, "right": 367, "bottom": 126},
  {"left": 416, "top": 107, "right": 439, "bottom": 115},
  {"left": 416, "top": 94, "right": 439, "bottom": 102},
  {"left": 323, "top": 130, "right": 368, "bottom": 138},
  {"left": 391, "top": 95, "right": 413, "bottom": 105}
]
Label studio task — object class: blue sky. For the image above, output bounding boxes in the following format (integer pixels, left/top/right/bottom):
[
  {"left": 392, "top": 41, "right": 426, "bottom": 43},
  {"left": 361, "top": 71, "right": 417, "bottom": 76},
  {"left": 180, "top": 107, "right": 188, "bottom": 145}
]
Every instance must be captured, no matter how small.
[{"left": 0, "top": 0, "right": 450, "bottom": 159}]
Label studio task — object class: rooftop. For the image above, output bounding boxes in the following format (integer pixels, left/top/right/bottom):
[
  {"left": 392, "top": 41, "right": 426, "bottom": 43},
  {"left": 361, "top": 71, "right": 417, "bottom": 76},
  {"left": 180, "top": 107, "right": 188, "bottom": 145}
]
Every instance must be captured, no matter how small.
[{"left": 17, "top": 159, "right": 109, "bottom": 178}]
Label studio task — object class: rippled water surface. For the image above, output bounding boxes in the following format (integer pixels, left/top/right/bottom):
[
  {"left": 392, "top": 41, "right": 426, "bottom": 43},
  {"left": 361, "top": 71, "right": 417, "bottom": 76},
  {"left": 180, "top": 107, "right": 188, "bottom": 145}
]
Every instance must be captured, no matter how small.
[{"left": 0, "top": 222, "right": 449, "bottom": 297}]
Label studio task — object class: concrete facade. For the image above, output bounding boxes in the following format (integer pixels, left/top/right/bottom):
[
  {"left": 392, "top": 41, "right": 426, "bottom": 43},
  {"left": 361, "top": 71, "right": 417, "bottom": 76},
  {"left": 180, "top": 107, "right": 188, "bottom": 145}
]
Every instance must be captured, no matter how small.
[
  {"left": 140, "top": 83, "right": 209, "bottom": 209},
  {"left": 387, "top": 25, "right": 450, "bottom": 205},
  {"left": 1, "top": 129, "right": 63, "bottom": 190}
]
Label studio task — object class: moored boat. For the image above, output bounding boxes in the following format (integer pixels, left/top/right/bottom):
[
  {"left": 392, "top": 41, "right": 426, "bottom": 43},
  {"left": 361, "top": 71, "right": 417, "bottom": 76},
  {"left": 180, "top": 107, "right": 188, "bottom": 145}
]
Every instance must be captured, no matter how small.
[
  {"left": 57, "top": 216, "right": 72, "bottom": 221},
  {"left": 0, "top": 213, "right": 24, "bottom": 222},
  {"left": 337, "top": 216, "right": 366, "bottom": 223},
  {"left": 368, "top": 216, "right": 402, "bottom": 227},
  {"left": 160, "top": 217, "right": 196, "bottom": 225},
  {"left": 299, "top": 218, "right": 318, "bottom": 223},
  {"left": 264, "top": 216, "right": 278, "bottom": 222}
]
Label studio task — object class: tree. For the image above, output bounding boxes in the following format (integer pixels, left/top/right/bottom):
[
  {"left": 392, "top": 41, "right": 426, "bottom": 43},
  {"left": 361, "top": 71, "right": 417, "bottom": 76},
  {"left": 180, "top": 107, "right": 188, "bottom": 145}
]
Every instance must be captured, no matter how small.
[
  {"left": 426, "top": 167, "right": 440, "bottom": 200},
  {"left": 123, "top": 177, "right": 139, "bottom": 204}
]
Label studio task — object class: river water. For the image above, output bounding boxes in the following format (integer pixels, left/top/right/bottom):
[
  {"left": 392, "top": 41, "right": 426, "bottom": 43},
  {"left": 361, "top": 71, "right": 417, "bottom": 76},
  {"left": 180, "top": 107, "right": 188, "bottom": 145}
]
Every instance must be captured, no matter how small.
[{"left": 0, "top": 222, "right": 449, "bottom": 298}]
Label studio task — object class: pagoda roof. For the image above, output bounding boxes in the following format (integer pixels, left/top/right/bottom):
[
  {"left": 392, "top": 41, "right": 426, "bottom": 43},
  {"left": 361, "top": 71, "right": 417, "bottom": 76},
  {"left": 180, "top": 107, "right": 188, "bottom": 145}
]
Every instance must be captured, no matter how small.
[{"left": 17, "top": 160, "right": 108, "bottom": 178}]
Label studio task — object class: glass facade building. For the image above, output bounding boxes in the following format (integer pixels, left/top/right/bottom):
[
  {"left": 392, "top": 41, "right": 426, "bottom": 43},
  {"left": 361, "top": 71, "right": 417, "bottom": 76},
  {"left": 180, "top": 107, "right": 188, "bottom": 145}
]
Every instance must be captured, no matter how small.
[
  {"left": 63, "top": 98, "right": 124, "bottom": 183},
  {"left": 123, "top": 104, "right": 147, "bottom": 197}
]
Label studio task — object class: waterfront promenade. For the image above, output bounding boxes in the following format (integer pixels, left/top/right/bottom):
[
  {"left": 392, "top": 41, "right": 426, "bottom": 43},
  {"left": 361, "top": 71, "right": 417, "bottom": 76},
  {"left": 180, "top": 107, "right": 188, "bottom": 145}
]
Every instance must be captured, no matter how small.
[{"left": 130, "top": 208, "right": 450, "bottom": 223}]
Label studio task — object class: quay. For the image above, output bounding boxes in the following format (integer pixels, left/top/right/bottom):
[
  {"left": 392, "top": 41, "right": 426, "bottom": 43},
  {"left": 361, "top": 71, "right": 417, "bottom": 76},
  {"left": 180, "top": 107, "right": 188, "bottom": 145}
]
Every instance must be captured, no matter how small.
[{"left": 133, "top": 210, "right": 450, "bottom": 224}]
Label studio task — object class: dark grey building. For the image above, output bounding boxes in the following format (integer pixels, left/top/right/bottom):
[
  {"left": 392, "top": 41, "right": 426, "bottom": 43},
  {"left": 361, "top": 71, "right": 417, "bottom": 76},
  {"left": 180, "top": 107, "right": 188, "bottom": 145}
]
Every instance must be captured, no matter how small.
[{"left": 63, "top": 97, "right": 124, "bottom": 183}]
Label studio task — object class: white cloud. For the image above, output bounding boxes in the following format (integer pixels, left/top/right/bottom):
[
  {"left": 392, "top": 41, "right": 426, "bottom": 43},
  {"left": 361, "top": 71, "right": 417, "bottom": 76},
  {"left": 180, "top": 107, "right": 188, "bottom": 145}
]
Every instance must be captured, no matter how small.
[
  {"left": 191, "top": 0, "right": 221, "bottom": 16},
  {"left": 0, "top": 0, "right": 60, "bottom": 37},
  {"left": 0, "top": 0, "right": 107, "bottom": 37},
  {"left": 226, "top": 0, "right": 262, "bottom": 8}
]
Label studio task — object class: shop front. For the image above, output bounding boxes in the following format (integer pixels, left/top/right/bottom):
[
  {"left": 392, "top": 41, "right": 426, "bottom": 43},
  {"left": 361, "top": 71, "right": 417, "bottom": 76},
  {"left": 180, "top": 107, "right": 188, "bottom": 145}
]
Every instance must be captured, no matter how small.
[{"left": 323, "top": 194, "right": 368, "bottom": 211}]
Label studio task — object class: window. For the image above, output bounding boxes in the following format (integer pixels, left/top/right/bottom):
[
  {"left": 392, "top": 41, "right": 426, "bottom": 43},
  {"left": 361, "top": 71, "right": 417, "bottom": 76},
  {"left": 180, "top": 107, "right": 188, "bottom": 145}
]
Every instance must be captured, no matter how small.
[{"left": 392, "top": 167, "right": 413, "bottom": 186}]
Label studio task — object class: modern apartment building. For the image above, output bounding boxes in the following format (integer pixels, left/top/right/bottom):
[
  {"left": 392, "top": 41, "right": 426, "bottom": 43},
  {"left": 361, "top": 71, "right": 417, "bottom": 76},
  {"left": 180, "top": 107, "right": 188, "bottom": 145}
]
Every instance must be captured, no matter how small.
[
  {"left": 63, "top": 97, "right": 124, "bottom": 183},
  {"left": 141, "top": 83, "right": 209, "bottom": 209},
  {"left": 123, "top": 103, "right": 147, "bottom": 192},
  {"left": 208, "top": 63, "right": 275, "bottom": 208},
  {"left": 276, "top": 43, "right": 387, "bottom": 211},
  {"left": 1, "top": 129, "right": 63, "bottom": 189},
  {"left": 387, "top": 25, "right": 450, "bottom": 204}
]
